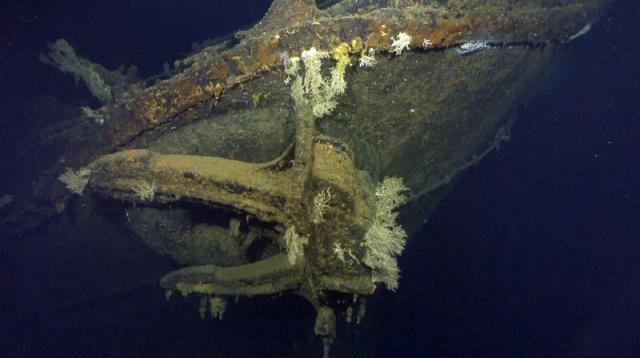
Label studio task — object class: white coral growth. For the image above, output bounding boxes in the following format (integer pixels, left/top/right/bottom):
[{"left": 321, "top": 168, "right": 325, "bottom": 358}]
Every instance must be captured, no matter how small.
[
  {"left": 81, "top": 106, "right": 105, "bottom": 125},
  {"left": 132, "top": 181, "right": 157, "bottom": 201},
  {"left": 209, "top": 296, "right": 227, "bottom": 320},
  {"left": 283, "top": 225, "right": 309, "bottom": 265},
  {"left": 333, "top": 242, "right": 360, "bottom": 265},
  {"left": 58, "top": 167, "right": 91, "bottom": 196},
  {"left": 288, "top": 46, "right": 348, "bottom": 118},
  {"left": 363, "top": 177, "right": 409, "bottom": 291},
  {"left": 359, "top": 48, "right": 377, "bottom": 68},
  {"left": 311, "top": 187, "right": 334, "bottom": 224},
  {"left": 390, "top": 32, "right": 412, "bottom": 56},
  {"left": 456, "top": 41, "right": 489, "bottom": 55},
  {"left": 40, "top": 39, "right": 112, "bottom": 103}
]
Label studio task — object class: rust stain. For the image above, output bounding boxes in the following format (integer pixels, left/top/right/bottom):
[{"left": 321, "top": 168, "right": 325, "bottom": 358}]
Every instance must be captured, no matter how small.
[
  {"left": 406, "top": 21, "right": 436, "bottom": 47},
  {"left": 208, "top": 61, "right": 230, "bottom": 81},
  {"left": 366, "top": 22, "right": 392, "bottom": 48},
  {"left": 98, "top": 3, "right": 599, "bottom": 152},
  {"left": 426, "top": 19, "right": 472, "bottom": 47},
  {"left": 256, "top": 40, "right": 281, "bottom": 71},
  {"left": 137, "top": 97, "right": 162, "bottom": 125},
  {"left": 231, "top": 55, "right": 248, "bottom": 75},
  {"left": 190, "top": 86, "right": 204, "bottom": 102}
]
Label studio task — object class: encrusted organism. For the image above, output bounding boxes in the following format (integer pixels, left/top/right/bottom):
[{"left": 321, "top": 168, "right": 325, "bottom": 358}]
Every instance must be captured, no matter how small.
[
  {"left": 333, "top": 242, "right": 347, "bottom": 262},
  {"left": 358, "top": 48, "right": 377, "bottom": 68},
  {"left": 132, "top": 181, "right": 157, "bottom": 202},
  {"left": 390, "top": 32, "right": 412, "bottom": 55},
  {"left": 333, "top": 242, "right": 359, "bottom": 265},
  {"left": 283, "top": 225, "right": 309, "bottom": 265},
  {"left": 363, "top": 177, "right": 409, "bottom": 291},
  {"left": 456, "top": 41, "right": 490, "bottom": 55},
  {"left": 58, "top": 167, "right": 91, "bottom": 196},
  {"left": 312, "top": 187, "right": 334, "bottom": 224},
  {"left": 40, "top": 38, "right": 138, "bottom": 105},
  {"left": 289, "top": 45, "right": 350, "bottom": 118},
  {"left": 40, "top": 39, "right": 113, "bottom": 103},
  {"left": 566, "top": 23, "right": 593, "bottom": 43},
  {"left": 209, "top": 296, "right": 227, "bottom": 320},
  {"left": 56, "top": 0, "right": 610, "bottom": 354},
  {"left": 81, "top": 106, "right": 105, "bottom": 125}
]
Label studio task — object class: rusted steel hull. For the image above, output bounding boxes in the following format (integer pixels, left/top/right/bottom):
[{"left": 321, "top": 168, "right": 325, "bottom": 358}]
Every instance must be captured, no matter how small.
[
  {"left": 63, "top": 0, "right": 610, "bottom": 351},
  {"left": 84, "top": 0, "right": 604, "bottom": 151}
]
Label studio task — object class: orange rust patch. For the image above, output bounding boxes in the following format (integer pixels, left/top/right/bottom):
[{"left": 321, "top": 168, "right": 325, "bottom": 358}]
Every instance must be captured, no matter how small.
[
  {"left": 171, "top": 76, "right": 202, "bottom": 104},
  {"left": 427, "top": 19, "right": 472, "bottom": 47},
  {"left": 190, "top": 85, "right": 204, "bottom": 100},
  {"left": 182, "top": 107, "right": 199, "bottom": 121},
  {"left": 366, "top": 21, "right": 392, "bottom": 48},
  {"left": 134, "top": 71, "right": 211, "bottom": 126},
  {"left": 231, "top": 55, "right": 248, "bottom": 75},
  {"left": 138, "top": 97, "right": 162, "bottom": 125},
  {"left": 256, "top": 41, "right": 281, "bottom": 71},
  {"left": 366, "top": 32, "right": 388, "bottom": 49},
  {"left": 209, "top": 61, "right": 230, "bottom": 81},
  {"left": 406, "top": 21, "right": 437, "bottom": 46},
  {"left": 370, "top": 22, "right": 389, "bottom": 37}
]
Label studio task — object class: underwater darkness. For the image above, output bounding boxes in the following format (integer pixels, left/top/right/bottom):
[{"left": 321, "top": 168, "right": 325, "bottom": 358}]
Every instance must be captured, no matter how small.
[{"left": 1, "top": 0, "right": 639, "bottom": 357}]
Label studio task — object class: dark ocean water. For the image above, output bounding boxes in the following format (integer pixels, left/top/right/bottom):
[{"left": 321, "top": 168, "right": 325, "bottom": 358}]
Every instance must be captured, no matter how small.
[{"left": 1, "top": 1, "right": 639, "bottom": 357}]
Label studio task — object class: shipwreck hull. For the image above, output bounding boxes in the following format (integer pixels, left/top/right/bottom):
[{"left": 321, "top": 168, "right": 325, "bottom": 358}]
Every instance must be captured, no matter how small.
[{"left": 39, "top": 0, "right": 610, "bottom": 352}]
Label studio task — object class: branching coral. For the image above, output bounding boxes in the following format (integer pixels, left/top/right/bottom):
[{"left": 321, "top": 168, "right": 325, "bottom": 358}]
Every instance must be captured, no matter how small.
[
  {"left": 311, "top": 187, "right": 334, "bottom": 224},
  {"left": 40, "top": 39, "right": 113, "bottom": 103},
  {"left": 363, "top": 177, "right": 409, "bottom": 291},
  {"left": 358, "top": 48, "right": 377, "bottom": 68},
  {"left": 390, "top": 32, "right": 412, "bottom": 56},
  {"left": 287, "top": 44, "right": 351, "bottom": 118},
  {"left": 58, "top": 167, "right": 92, "bottom": 196},
  {"left": 132, "top": 181, "right": 157, "bottom": 201},
  {"left": 283, "top": 225, "right": 309, "bottom": 265}
]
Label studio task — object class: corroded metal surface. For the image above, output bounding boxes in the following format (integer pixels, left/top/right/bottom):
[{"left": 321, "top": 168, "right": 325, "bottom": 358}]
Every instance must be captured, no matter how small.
[
  {"left": 59, "top": 0, "right": 610, "bottom": 351},
  {"left": 83, "top": 0, "right": 604, "bottom": 151},
  {"left": 89, "top": 134, "right": 377, "bottom": 296}
]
